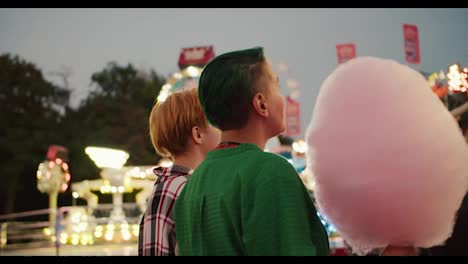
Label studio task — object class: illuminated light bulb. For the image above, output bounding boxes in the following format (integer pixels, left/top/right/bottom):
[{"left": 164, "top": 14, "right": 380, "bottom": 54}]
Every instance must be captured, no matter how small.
[
  {"left": 448, "top": 64, "right": 462, "bottom": 91},
  {"left": 292, "top": 140, "right": 308, "bottom": 154},
  {"left": 185, "top": 66, "right": 201, "bottom": 77},
  {"left": 60, "top": 236, "right": 68, "bottom": 244},
  {"left": 85, "top": 146, "right": 129, "bottom": 169},
  {"left": 159, "top": 159, "right": 173, "bottom": 168},
  {"left": 157, "top": 92, "right": 169, "bottom": 102},
  {"left": 104, "top": 232, "right": 114, "bottom": 241},
  {"left": 43, "top": 228, "right": 51, "bottom": 236},
  {"left": 94, "top": 231, "right": 103, "bottom": 238},
  {"left": 162, "top": 84, "right": 172, "bottom": 91},
  {"left": 122, "top": 231, "right": 131, "bottom": 241}
]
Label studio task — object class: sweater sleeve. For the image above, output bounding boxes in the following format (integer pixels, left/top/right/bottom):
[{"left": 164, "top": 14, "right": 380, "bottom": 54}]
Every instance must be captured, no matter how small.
[{"left": 242, "top": 156, "right": 328, "bottom": 256}]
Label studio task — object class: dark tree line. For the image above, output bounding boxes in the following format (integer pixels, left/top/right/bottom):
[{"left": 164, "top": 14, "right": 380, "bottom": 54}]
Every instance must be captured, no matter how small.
[{"left": 0, "top": 54, "right": 165, "bottom": 214}]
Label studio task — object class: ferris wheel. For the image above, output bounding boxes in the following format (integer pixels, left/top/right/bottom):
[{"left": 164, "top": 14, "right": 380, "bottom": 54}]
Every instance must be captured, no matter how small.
[{"left": 157, "top": 46, "right": 215, "bottom": 103}]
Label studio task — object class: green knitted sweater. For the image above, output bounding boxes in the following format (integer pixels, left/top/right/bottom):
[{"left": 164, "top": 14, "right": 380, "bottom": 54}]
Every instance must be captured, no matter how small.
[{"left": 174, "top": 143, "right": 329, "bottom": 256}]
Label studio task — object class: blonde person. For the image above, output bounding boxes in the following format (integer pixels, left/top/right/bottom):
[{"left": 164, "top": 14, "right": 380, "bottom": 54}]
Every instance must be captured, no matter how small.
[{"left": 138, "top": 88, "right": 220, "bottom": 256}]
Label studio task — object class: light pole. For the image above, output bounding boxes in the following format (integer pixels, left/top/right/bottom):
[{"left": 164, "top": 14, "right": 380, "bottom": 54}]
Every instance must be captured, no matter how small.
[
  {"left": 36, "top": 156, "right": 71, "bottom": 241},
  {"left": 85, "top": 146, "right": 129, "bottom": 225}
]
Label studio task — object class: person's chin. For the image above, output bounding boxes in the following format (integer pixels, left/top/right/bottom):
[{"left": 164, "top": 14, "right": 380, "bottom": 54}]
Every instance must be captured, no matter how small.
[{"left": 275, "top": 126, "right": 287, "bottom": 137}]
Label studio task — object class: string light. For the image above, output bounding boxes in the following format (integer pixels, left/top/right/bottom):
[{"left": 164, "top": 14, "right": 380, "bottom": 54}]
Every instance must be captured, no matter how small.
[{"left": 447, "top": 64, "right": 462, "bottom": 92}]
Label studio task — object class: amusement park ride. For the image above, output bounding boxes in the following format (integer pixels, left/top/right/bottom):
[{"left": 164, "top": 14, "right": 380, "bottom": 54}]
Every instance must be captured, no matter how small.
[
  {"left": 35, "top": 145, "right": 156, "bottom": 246},
  {"left": 156, "top": 46, "right": 214, "bottom": 103}
]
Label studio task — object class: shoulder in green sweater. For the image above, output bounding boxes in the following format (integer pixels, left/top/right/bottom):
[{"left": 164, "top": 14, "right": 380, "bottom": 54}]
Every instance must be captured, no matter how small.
[{"left": 174, "top": 143, "right": 329, "bottom": 256}]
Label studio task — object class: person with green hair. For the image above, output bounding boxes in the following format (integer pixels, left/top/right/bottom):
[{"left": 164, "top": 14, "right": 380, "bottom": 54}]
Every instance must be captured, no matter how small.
[{"left": 174, "top": 47, "right": 330, "bottom": 256}]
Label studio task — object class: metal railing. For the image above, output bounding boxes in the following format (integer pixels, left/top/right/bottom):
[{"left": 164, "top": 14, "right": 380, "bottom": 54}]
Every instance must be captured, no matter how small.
[
  {"left": 0, "top": 208, "right": 55, "bottom": 250},
  {"left": 0, "top": 203, "right": 143, "bottom": 256}
]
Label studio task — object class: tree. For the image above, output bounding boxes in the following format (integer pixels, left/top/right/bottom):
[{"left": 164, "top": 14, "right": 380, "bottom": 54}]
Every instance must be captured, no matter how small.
[
  {"left": 65, "top": 62, "right": 165, "bottom": 183},
  {"left": 0, "top": 53, "right": 70, "bottom": 214},
  {"left": 0, "top": 57, "right": 166, "bottom": 213}
]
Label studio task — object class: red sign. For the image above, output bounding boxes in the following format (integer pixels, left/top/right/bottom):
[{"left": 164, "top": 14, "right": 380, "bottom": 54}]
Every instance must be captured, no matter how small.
[
  {"left": 178, "top": 46, "right": 215, "bottom": 69},
  {"left": 46, "top": 145, "right": 68, "bottom": 161},
  {"left": 403, "top": 24, "right": 420, "bottom": 64},
  {"left": 336, "top": 43, "right": 356, "bottom": 64},
  {"left": 285, "top": 96, "right": 301, "bottom": 137}
]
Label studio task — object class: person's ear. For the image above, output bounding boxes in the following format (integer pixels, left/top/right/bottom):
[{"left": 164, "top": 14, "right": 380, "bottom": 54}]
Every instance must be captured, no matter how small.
[
  {"left": 192, "top": 126, "right": 203, "bottom": 144},
  {"left": 252, "top": 93, "right": 268, "bottom": 118}
]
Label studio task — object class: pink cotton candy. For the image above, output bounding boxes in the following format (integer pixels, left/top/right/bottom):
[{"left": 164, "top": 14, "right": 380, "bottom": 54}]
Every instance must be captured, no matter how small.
[{"left": 306, "top": 57, "right": 468, "bottom": 255}]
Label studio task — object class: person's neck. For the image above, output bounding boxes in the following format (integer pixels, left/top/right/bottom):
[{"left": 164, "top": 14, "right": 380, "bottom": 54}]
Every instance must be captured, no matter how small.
[
  {"left": 221, "top": 122, "right": 269, "bottom": 150},
  {"left": 173, "top": 149, "right": 204, "bottom": 170}
]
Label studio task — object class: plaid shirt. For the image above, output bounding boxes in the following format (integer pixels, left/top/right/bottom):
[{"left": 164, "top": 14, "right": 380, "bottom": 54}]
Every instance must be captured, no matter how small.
[{"left": 138, "top": 165, "right": 193, "bottom": 256}]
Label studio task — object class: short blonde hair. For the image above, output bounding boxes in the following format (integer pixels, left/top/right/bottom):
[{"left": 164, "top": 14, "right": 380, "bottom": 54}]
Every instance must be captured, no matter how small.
[{"left": 149, "top": 88, "right": 208, "bottom": 159}]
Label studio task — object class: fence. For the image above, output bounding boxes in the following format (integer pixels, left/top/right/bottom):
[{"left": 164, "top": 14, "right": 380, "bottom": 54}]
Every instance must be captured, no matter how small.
[{"left": 0, "top": 203, "right": 142, "bottom": 256}]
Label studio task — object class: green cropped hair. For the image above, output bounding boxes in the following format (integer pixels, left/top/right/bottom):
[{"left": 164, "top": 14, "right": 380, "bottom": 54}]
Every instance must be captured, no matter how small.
[{"left": 198, "top": 47, "right": 265, "bottom": 130}]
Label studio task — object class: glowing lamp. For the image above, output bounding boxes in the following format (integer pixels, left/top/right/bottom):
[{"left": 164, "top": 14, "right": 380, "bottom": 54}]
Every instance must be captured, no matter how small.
[{"left": 85, "top": 146, "right": 129, "bottom": 169}]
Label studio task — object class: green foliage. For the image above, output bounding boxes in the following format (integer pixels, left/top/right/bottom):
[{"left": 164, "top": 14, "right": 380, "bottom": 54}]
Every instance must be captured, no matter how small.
[
  {"left": 65, "top": 62, "right": 165, "bottom": 182},
  {"left": 0, "top": 53, "right": 70, "bottom": 213},
  {"left": 0, "top": 55, "right": 166, "bottom": 214}
]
